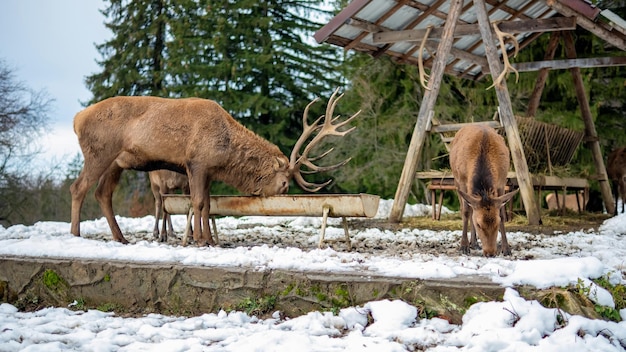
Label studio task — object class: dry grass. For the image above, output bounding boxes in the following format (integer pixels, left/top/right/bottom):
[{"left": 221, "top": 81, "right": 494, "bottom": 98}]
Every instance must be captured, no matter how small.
[{"left": 398, "top": 211, "right": 611, "bottom": 235}]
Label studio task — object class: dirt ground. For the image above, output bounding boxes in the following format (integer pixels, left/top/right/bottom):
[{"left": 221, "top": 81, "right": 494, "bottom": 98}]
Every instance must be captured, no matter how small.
[{"left": 91, "top": 210, "right": 613, "bottom": 261}]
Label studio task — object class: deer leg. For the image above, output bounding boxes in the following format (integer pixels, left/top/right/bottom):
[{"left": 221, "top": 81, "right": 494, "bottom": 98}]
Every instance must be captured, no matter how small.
[
  {"left": 469, "top": 215, "right": 480, "bottom": 250},
  {"left": 188, "top": 170, "right": 215, "bottom": 246},
  {"left": 151, "top": 185, "right": 162, "bottom": 238},
  {"left": 166, "top": 212, "right": 175, "bottom": 239},
  {"left": 159, "top": 211, "right": 168, "bottom": 242},
  {"left": 615, "top": 176, "right": 626, "bottom": 215},
  {"left": 70, "top": 159, "right": 110, "bottom": 237},
  {"left": 200, "top": 194, "right": 215, "bottom": 246},
  {"left": 499, "top": 205, "right": 511, "bottom": 256},
  {"left": 460, "top": 200, "right": 471, "bottom": 255},
  {"left": 95, "top": 163, "right": 128, "bottom": 244}
]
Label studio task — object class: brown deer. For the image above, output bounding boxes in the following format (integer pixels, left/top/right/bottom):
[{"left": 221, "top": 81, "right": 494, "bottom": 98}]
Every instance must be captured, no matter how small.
[
  {"left": 70, "top": 89, "right": 358, "bottom": 245},
  {"left": 545, "top": 191, "right": 587, "bottom": 214},
  {"left": 449, "top": 125, "right": 518, "bottom": 257},
  {"left": 149, "top": 170, "right": 190, "bottom": 242},
  {"left": 607, "top": 146, "right": 626, "bottom": 215}
]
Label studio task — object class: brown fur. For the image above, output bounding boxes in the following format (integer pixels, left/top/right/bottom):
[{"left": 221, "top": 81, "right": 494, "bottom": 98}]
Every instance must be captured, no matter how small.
[
  {"left": 449, "top": 125, "right": 518, "bottom": 257},
  {"left": 607, "top": 146, "right": 626, "bottom": 215},
  {"left": 545, "top": 192, "right": 587, "bottom": 213},
  {"left": 70, "top": 96, "right": 290, "bottom": 245},
  {"left": 149, "top": 170, "right": 190, "bottom": 242}
]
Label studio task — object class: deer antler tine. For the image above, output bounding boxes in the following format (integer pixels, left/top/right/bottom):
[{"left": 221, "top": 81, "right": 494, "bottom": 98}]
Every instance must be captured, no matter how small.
[
  {"left": 418, "top": 25, "right": 433, "bottom": 91},
  {"left": 290, "top": 87, "right": 359, "bottom": 192},
  {"left": 290, "top": 98, "right": 322, "bottom": 166},
  {"left": 293, "top": 172, "right": 332, "bottom": 192},
  {"left": 487, "top": 21, "right": 519, "bottom": 90},
  {"left": 305, "top": 147, "right": 335, "bottom": 163},
  {"left": 302, "top": 157, "right": 352, "bottom": 173}
]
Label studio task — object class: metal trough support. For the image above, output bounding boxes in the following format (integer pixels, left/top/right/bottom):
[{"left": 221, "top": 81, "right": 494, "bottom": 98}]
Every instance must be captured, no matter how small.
[{"left": 162, "top": 194, "right": 380, "bottom": 250}]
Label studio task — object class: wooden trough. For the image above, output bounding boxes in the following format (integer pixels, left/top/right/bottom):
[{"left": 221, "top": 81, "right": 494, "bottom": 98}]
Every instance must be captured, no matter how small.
[{"left": 162, "top": 194, "right": 380, "bottom": 250}]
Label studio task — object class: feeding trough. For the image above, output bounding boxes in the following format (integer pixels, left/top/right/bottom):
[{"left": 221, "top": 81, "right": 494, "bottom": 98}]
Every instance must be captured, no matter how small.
[{"left": 163, "top": 194, "right": 380, "bottom": 250}]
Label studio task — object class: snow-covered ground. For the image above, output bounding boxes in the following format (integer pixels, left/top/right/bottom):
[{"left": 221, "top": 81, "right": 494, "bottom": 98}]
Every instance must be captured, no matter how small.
[{"left": 1, "top": 200, "right": 625, "bottom": 351}]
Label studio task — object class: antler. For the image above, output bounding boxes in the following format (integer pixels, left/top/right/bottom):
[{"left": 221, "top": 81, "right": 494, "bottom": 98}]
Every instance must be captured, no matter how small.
[
  {"left": 487, "top": 21, "right": 519, "bottom": 90},
  {"left": 418, "top": 25, "right": 433, "bottom": 91},
  {"left": 289, "top": 88, "right": 361, "bottom": 192}
]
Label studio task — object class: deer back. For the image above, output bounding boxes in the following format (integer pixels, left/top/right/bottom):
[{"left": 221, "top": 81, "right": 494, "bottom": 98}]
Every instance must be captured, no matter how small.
[
  {"left": 74, "top": 96, "right": 290, "bottom": 196},
  {"left": 449, "top": 125, "right": 510, "bottom": 196}
]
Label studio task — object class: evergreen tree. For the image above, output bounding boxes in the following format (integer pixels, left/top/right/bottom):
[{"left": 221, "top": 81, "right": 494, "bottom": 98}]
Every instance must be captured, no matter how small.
[{"left": 84, "top": 0, "right": 341, "bottom": 204}]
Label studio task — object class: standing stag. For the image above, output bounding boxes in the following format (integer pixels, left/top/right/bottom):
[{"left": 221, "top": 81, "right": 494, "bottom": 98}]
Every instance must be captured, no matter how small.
[
  {"left": 70, "top": 89, "right": 359, "bottom": 245},
  {"left": 607, "top": 146, "right": 626, "bottom": 215},
  {"left": 449, "top": 125, "right": 518, "bottom": 257},
  {"left": 149, "top": 170, "right": 190, "bottom": 242}
]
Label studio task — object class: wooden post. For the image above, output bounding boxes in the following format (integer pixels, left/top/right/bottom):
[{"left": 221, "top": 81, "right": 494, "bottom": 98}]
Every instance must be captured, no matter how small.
[
  {"left": 389, "top": 0, "right": 464, "bottom": 222},
  {"left": 527, "top": 32, "right": 560, "bottom": 117},
  {"left": 562, "top": 32, "right": 615, "bottom": 215},
  {"left": 473, "top": 0, "right": 541, "bottom": 225}
]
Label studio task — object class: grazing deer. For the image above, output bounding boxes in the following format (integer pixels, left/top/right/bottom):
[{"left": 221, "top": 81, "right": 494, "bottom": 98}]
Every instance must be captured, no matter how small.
[
  {"left": 449, "top": 125, "right": 518, "bottom": 257},
  {"left": 149, "top": 170, "right": 190, "bottom": 242},
  {"left": 70, "top": 89, "right": 358, "bottom": 245},
  {"left": 607, "top": 146, "right": 626, "bottom": 215}
]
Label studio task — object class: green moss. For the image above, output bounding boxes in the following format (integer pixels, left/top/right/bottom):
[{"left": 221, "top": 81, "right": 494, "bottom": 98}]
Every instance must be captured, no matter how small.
[
  {"left": 97, "top": 302, "right": 121, "bottom": 312},
  {"left": 463, "top": 296, "right": 479, "bottom": 308},
  {"left": 103, "top": 274, "right": 111, "bottom": 282},
  {"left": 236, "top": 295, "right": 277, "bottom": 316},
  {"left": 281, "top": 283, "right": 295, "bottom": 296},
  {"left": 332, "top": 284, "right": 352, "bottom": 307},
  {"left": 42, "top": 269, "right": 62, "bottom": 290},
  {"left": 413, "top": 299, "right": 439, "bottom": 319}
]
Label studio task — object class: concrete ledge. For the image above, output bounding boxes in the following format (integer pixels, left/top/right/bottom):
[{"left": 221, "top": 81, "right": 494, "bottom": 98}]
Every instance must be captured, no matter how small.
[{"left": 0, "top": 255, "right": 505, "bottom": 324}]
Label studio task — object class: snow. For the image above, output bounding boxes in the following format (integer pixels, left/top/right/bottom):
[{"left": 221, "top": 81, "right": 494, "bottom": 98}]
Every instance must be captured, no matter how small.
[{"left": 1, "top": 199, "right": 625, "bottom": 351}]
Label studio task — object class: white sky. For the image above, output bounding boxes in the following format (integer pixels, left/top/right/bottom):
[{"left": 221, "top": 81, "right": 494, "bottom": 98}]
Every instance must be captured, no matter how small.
[
  {"left": 1, "top": 200, "right": 626, "bottom": 350},
  {"left": 0, "top": 0, "right": 110, "bottom": 172}
]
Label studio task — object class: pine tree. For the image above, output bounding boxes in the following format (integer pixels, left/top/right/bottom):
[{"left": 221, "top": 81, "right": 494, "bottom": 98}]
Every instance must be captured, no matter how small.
[{"left": 83, "top": 0, "right": 341, "bottom": 207}]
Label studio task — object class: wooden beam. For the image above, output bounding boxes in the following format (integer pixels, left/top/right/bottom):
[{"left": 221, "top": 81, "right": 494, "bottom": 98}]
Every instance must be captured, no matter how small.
[
  {"left": 513, "top": 56, "right": 626, "bottom": 72},
  {"left": 372, "top": 17, "right": 576, "bottom": 44},
  {"left": 527, "top": 32, "right": 560, "bottom": 117},
  {"left": 389, "top": 0, "right": 464, "bottom": 223},
  {"left": 547, "top": 0, "right": 626, "bottom": 50},
  {"left": 473, "top": 0, "right": 541, "bottom": 226},
  {"left": 562, "top": 31, "right": 615, "bottom": 215},
  {"left": 422, "top": 41, "right": 491, "bottom": 72}
]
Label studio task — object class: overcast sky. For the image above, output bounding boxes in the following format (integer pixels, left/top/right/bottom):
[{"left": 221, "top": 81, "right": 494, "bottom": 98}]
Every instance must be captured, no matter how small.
[{"left": 0, "top": 0, "right": 109, "bottom": 173}]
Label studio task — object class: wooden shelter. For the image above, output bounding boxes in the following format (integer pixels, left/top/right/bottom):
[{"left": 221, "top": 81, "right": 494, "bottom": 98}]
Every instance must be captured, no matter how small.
[{"left": 314, "top": 0, "right": 626, "bottom": 223}]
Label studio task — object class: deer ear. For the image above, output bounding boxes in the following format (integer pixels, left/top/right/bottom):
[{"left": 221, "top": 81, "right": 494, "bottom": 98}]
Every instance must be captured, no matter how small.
[
  {"left": 458, "top": 189, "right": 481, "bottom": 207},
  {"left": 274, "top": 156, "right": 287, "bottom": 170},
  {"left": 495, "top": 189, "right": 519, "bottom": 208}
]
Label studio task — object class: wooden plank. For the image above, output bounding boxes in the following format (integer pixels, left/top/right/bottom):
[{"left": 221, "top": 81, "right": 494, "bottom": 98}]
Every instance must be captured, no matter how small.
[
  {"left": 562, "top": 32, "right": 615, "bottom": 214},
  {"left": 513, "top": 56, "right": 626, "bottom": 72},
  {"left": 430, "top": 120, "right": 502, "bottom": 133},
  {"left": 389, "top": 0, "right": 464, "bottom": 223},
  {"left": 417, "top": 171, "right": 589, "bottom": 190},
  {"left": 372, "top": 17, "right": 576, "bottom": 44},
  {"left": 527, "top": 32, "right": 560, "bottom": 117}
]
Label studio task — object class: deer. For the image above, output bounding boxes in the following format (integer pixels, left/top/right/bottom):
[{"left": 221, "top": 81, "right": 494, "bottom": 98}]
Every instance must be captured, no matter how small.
[
  {"left": 148, "top": 170, "right": 190, "bottom": 242},
  {"left": 449, "top": 125, "right": 518, "bottom": 257},
  {"left": 607, "top": 146, "right": 626, "bottom": 215},
  {"left": 545, "top": 191, "right": 587, "bottom": 214},
  {"left": 70, "top": 88, "right": 359, "bottom": 245}
]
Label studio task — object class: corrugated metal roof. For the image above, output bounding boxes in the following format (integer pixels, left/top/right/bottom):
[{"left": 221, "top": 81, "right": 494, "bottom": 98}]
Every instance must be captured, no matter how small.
[{"left": 315, "top": 0, "right": 626, "bottom": 81}]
